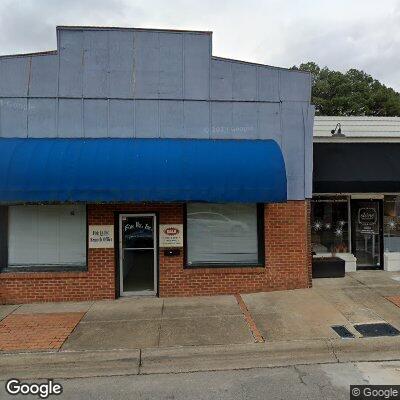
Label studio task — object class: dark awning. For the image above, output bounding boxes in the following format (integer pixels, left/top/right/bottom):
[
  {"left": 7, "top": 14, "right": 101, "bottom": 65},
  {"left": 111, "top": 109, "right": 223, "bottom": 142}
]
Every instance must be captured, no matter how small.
[
  {"left": 314, "top": 143, "right": 400, "bottom": 193},
  {"left": 0, "top": 138, "right": 287, "bottom": 203}
]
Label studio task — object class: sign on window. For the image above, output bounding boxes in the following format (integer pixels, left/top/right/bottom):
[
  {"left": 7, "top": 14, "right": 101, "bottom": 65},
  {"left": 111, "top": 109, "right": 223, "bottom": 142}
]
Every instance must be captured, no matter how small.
[{"left": 358, "top": 208, "right": 378, "bottom": 234}]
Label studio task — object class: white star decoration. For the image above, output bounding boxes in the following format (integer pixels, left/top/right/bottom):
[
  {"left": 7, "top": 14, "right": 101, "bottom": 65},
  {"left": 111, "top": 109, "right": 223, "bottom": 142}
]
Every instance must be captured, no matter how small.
[
  {"left": 334, "top": 228, "right": 343, "bottom": 237},
  {"left": 313, "top": 221, "right": 322, "bottom": 231},
  {"left": 387, "top": 220, "right": 396, "bottom": 230}
]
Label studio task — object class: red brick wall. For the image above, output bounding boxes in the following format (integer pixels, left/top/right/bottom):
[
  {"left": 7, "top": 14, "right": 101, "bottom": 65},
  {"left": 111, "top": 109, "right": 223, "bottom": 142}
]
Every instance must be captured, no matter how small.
[
  {"left": 159, "top": 201, "right": 312, "bottom": 296},
  {"left": 1, "top": 201, "right": 311, "bottom": 304}
]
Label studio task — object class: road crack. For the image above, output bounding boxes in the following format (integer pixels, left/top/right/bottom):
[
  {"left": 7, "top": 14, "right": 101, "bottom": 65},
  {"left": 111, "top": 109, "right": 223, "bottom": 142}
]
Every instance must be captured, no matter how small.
[{"left": 293, "top": 365, "right": 308, "bottom": 386}]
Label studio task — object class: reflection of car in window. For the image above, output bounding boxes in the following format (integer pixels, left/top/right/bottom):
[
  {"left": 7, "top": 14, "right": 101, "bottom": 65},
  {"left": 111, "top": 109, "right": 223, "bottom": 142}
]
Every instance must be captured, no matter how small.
[{"left": 187, "top": 212, "right": 249, "bottom": 235}]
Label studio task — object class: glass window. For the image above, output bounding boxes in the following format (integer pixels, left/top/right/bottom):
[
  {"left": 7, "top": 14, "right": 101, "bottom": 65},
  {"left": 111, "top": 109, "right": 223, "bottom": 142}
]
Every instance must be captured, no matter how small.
[
  {"left": 384, "top": 195, "right": 400, "bottom": 252},
  {"left": 311, "top": 197, "right": 349, "bottom": 254},
  {"left": 186, "top": 203, "right": 261, "bottom": 266},
  {"left": 8, "top": 204, "right": 86, "bottom": 267}
]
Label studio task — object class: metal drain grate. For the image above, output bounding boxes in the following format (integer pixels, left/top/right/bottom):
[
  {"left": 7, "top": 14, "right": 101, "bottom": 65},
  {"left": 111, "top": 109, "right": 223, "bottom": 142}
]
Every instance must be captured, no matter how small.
[
  {"left": 331, "top": 325, "right": 355, "bottom": 339},
  {"left": 354, "top": 322, "right": 400, "bottom": 337}
]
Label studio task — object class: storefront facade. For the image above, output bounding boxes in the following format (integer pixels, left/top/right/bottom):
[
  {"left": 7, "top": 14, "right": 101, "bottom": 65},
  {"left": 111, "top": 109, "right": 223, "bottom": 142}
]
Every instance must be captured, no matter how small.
[
  {"left": 312, "top": 116, "right": 400, "bottom": 272},
  {"left": 0, "top": 26, "right": 314, "bottom": 304}
]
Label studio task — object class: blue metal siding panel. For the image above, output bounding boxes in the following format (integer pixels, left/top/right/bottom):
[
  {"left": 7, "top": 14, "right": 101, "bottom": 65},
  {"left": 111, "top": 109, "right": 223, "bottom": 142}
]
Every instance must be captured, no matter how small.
[
  {"left": 210, "top": 102, "right": 233, "bottom": 139},
  {"left": 0, "top": 98, "right": 28, "bottom": 138},
  {"left": 212, "top": 60, "right": 258, "bottom": 101},
  {"left": 258, "top": 103, "right": 281, "bottom": 142},
  {"left": 83, "top": 99, "right": 108, "bottom": 138},
  {"left": 159, "top": 33, "right": 183, "bottom": 99},
  {"left": 29, "top": 55, "right": 58, "bottom": 97},
  {"left": 0, "top": 57, "right": 30, "bottom": 97},
  {"left": 109, "top": 30, "right": 135, "bottom": 98},
  {"left": 211, "top": 59, "right": 232, "bottom": 100},
  {"left": 58, "top": 99, "right": 82, "bottom": 138},
  {"left": 83, "top": 30, "right": 109, "bottom": 98},
  {"left": 133, "top": 31, "right": 159, "bottom": 98},
  {"left": 58, "top": 29, "right": 84, "bottom": 97},
  {"left": 232, "top": 102, "right": 258, "bottom": 139},
  {"left": 184, "top": 33, "right": 210, "bottom": 99},
  {"left": 279, "top": 70, "right": 311, "bottom": 102},
  {"left": 232, "top": 62, "right": 257, "bottom": 101},
  {"left": 183, "top": 101, "right": 210, "bottom": 138},
  {"left": 0, "top": 138, "right": 287, "bottom": 203},
  {"left": 160, "top": 101, "right": 184, "bottom": 138},
  {"left": 28, "top": 99, "right": 57, "bottom": 138},
  {"left": 135, "top": 100, "right": 159, "bottom": 138},
  {"left": 109, "top": 100, "right": 134, "bottom": 138},
  {"left": 281, "top": 101, "right": 305, "bottom": 199},
  {"left": 257, "top": 66, "right": 280, "bottom": 102},
  {"left": 304, "top": 105, "right": 315, "bottom": 198}
]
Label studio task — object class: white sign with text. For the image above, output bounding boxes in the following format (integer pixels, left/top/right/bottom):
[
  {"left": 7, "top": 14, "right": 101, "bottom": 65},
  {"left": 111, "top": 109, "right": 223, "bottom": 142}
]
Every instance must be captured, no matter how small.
[
  {"left": 159, "top": 224, "right": 183, "bottom": 248},
  {"left": 88, "top": 225, "right": 114, "bottom": 248}
]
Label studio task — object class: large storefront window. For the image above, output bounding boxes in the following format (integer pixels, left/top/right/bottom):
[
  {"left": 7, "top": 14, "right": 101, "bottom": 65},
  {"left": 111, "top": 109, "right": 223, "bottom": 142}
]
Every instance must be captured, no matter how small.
[
  {"left": 384, "top": 195, "right": 400, "bottom": 252},
  {"left": 186, "top": 203, "right": 262, "bottom": 266},
  {"left": 6, "top": 205, "right": 86, "bottom": 269},
  {"left": 311, "top": 197, "right": 349, "bottom": 254}
]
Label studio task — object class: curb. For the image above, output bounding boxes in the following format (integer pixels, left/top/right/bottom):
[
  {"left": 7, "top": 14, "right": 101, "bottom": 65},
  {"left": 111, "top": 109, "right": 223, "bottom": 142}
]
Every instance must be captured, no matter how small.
[{"left": 0, "top": 337, "right": 400, "bottom": 380}]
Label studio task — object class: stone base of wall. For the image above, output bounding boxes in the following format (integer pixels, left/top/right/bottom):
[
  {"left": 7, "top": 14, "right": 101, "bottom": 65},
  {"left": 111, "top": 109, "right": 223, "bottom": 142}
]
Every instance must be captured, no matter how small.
[{"left": 1, "top": 201, "right": 312, "bottom": 304}]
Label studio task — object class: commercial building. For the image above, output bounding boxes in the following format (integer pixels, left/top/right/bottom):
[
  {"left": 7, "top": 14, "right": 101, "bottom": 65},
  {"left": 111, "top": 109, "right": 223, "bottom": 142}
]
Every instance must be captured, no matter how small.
[
  {"left": 312, "top": 116, "right": 400, "bottom": 272},
  {"left": 0, "top": 26, "right": 314, "bottom": 304}
]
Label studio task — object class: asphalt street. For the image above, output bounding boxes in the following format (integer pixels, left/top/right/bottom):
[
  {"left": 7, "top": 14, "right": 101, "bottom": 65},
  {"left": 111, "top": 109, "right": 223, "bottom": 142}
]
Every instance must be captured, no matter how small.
[{"left": 1, "top": 360, "right": 399, "bottom": 400}]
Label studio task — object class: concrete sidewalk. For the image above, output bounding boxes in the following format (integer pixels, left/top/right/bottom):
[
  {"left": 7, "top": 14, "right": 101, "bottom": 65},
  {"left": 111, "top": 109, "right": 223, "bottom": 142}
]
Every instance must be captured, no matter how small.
[
  {"left": 1, "top": 295, "right": 255, "bottom": 352},
  {"left": 62, "top": 295, "right": 254, "bottom": 350},
  {"left": 244, "top": 271, "right": 400, "bottom": 341},
  {"left": 1, "top": 271, "right": 400, "bottom": 359}
]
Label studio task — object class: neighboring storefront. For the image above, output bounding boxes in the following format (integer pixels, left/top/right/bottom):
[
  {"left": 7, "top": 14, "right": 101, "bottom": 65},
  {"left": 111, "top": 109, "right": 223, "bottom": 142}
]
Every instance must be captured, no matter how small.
[
  {"left": 313, "top": 116, "right": 400, "bottom": 272},
  {"left": 0, "top": 26, "right": 314, "bottom": 304}
]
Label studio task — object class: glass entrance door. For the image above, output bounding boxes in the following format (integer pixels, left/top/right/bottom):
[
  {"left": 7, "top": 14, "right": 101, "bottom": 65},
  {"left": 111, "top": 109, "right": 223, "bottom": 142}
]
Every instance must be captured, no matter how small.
[
  {"left": 351, "top": 200, "right": 383, "bottom": 269},
  {"left": 119, "top": 214, "right": 157, "bottom": 295}
]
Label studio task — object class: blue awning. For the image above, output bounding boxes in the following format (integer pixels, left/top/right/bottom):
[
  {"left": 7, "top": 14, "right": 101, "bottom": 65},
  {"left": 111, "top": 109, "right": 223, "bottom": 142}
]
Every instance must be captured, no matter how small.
[{"left": 0, "top": 138, "right": 286, "bottom": 203}]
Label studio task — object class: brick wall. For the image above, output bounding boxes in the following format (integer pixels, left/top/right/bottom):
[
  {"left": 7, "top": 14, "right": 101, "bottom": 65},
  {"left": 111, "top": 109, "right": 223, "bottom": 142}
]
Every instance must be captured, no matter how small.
[
  {"left": 159, "top": 201, "right": 312, "bottom": 296},
  {"left": 0, "top": 201, "right": 311, "bottom": 304}
]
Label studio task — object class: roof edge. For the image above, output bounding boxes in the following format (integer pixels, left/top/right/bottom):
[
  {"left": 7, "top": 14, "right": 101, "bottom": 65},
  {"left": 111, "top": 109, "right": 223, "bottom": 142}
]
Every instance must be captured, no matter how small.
[
  {"left": 315, "top": 116, "right": 400, "bottom": 121},
  {"left": 212, "top": 56, "right": 311, "bottom": 74},
  {"left": 0, "top": 50, "right": 57, "bottom": 59},
  {"left": 56, "top": 25, "right": 212, "bottom": 34}
]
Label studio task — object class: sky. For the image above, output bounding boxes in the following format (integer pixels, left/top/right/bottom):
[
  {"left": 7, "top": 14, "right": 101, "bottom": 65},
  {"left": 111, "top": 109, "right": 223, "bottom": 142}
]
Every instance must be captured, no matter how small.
[{"left": 0, "top": 0, "right": 399, "bottom": 90}]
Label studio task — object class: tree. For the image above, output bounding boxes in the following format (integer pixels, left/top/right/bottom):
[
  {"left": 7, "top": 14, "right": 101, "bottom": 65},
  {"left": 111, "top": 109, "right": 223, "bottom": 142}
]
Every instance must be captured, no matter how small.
[{"left": 293, "top": 62, "right": 400, "bottom": 116}]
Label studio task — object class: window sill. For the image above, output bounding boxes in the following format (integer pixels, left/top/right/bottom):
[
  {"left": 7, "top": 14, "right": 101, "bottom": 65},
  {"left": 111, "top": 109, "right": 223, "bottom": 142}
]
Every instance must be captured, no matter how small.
[
  {"left": 0, "top": 265, "right": 88, "bottom": 275},
  {"left": 186, "top": 262, "right": 264, "bottom": 268},
  {"left": 184, "top": 265, "right": 265, "bottom": 274}
]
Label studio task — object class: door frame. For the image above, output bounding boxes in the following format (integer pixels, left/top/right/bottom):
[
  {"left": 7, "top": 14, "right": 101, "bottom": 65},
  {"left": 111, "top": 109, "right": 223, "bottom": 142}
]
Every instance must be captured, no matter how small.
[
  {"left": 350, "top": 199, "right": 384, "bottom": 270},
  {"left": 118, "top": 213, "right": 158, "bottom": 296}
]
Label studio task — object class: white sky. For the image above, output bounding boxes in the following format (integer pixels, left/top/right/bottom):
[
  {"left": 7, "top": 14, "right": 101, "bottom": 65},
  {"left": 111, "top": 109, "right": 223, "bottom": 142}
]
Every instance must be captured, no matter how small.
[{"left": 1, "top": 0, "right": 399, "bottom": 90}]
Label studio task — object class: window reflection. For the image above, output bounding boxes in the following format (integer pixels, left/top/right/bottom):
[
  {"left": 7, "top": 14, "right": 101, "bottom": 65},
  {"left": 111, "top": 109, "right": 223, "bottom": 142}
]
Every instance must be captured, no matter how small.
[
  {"left": 384, "top": 195, "right": 400, "bottom": 252},
  {"left": 187, "top": 203, "right": 259, "bottom": 265},
  {"left": 311, "top": 197, "right": 349, "bottom": 254}
]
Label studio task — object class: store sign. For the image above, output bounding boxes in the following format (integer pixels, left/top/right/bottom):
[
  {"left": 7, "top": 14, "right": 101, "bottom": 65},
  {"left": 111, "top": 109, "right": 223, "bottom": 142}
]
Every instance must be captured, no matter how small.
[
  {"left": 358, "top": 208, "right": 377, "bottom": 224},
  {"left": 88, "top": 225, "right": 114, "bottom": 248},
  {"left": 358, "top": 208, "right": 377, "bottom": 234},
  {"left": 159, "top": 224, "right": 183, "bottom": 248}
]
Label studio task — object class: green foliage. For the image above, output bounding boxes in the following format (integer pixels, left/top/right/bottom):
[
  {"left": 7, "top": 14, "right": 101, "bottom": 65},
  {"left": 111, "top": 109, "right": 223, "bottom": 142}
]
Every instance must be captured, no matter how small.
[{"left": 292, "top": 62, "right": 400, "bottom": 116}]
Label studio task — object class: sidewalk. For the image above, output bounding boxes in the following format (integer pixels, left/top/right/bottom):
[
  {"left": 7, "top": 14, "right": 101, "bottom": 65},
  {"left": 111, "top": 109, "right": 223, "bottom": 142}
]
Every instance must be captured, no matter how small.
[{"left": 1, "top": 271, "right": 400, "bottom": 378}]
